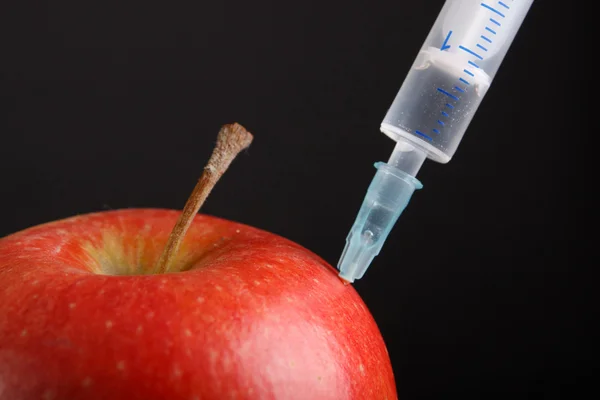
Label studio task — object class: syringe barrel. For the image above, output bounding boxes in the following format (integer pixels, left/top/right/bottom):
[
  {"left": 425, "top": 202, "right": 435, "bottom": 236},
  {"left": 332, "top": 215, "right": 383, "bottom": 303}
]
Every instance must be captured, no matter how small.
[{"left": 381, "top": 0, "right": 534, "bottom": 163}]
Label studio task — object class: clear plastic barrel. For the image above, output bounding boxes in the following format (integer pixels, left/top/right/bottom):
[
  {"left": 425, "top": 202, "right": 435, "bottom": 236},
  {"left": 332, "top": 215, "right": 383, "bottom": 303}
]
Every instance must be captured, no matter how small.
[{"left": 381, "top": 0, "right": 534, "bottom": 163}]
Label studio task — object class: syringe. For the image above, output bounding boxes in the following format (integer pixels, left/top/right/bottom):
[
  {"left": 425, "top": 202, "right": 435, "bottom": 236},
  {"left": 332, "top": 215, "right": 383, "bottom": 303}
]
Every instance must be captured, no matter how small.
[{"left": 338, "top": 0, "right": 534, "bottom": 283}]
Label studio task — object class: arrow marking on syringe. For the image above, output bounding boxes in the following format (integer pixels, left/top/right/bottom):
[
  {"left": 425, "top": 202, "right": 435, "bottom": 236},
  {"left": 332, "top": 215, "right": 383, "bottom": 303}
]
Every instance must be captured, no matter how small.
[{"left": 441, "top": 31, "right": 452, "bottom": 51}]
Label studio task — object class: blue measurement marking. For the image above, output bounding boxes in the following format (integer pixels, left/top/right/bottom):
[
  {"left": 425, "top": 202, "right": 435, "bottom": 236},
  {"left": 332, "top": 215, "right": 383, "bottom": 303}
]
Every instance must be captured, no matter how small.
[
  {"left": 425, "top": 1, "right": 509, "bottom": 143},
  {"left": 481, "top": 3, "right": 506, "bottom": 18},
  {"left": 441, "top": 31, "right": 453, "bottom": 51},
  {"left": 437, "top": 88, "right": 460, "bottom": 101},
  {"left": 459, "top": 45, "right": 483, "bottom": 60},
  {"left": 415, "top": 130, "right": 433, "bottom": 141}
]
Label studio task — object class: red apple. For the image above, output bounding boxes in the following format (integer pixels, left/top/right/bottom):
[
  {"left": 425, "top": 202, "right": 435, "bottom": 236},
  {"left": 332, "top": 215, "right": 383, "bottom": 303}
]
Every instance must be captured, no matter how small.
[{"left": 0, "top": 209, "right": 396, "bottom": 399}]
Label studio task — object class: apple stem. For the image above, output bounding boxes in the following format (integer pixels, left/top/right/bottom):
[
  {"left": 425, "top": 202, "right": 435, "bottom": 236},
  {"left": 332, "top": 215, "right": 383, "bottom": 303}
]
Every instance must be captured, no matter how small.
[{"left": 154, "top": 123, "right": 254, "bottom": 274}]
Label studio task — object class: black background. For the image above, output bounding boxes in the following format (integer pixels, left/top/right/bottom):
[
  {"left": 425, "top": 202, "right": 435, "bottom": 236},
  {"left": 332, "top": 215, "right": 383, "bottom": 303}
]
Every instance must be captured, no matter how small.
[{"left": 1, "top": 0, "right": 590, "bottom": 398}]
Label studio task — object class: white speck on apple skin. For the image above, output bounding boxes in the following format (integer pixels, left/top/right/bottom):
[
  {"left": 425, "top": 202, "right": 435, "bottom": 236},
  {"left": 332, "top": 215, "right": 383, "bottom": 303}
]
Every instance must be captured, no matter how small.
[
  {"left": 146, "top": 311, "right": 155, "bottom": 319},
  {"left": 69, "top": 303, "right": 76, "bottom": 309},
  {"left": 105, "top": 320, "right": 113, "bottom": 329},
  {"left": 202, "top": 315, "right": 215, "bottom": 323},
  {"left": 20, "top": 329, "right": 27, "bottom": 337},
  {"left": 222, "top": 354, "right": 232, "bottom": 370},
  {"left": 209, "top": 350, "right": 218, "bottom": 365},
  {"left": 136, "top": 325, "right": 143, "bottom": 335},
  {"left": 238, "top": 340, "right": 252, "bottom": 357},
  {"left": 196, "top": 296, "right": 205, "bottom": 303},
  {"left": 253, "top": 280, "right": 260, "bottom": 286},
  {"left": 116, "top": 360, "right": 126, "bottom": 371},
  {"left": 215, "top": 285, "right": 223, "bottom": 292},
  {"left": 185, "top": 329, "right": 192, "bottom": 337},
  {"left": 261, "top": 326, "right": 270, "bottom": 337},
  {"left": 52, "top": 242, "right": 65, "bottom": 255},
  {"left": 313, "top": 278, "right": 319, "bottom": 283},
  {"left": 31, "top": 280, "right": 38, "bottom": 286},
  {"left": 235, "top": 229, "right": 240, "bottom": 233},
  {"left": 359, "top": 364, "right": 365, "bottom": 374},
  {"left": 172, "top": 364, "right": 182, "bottom": 378},
  {"left": 81, "top": 377, "right": 92, "bottom": 387}
]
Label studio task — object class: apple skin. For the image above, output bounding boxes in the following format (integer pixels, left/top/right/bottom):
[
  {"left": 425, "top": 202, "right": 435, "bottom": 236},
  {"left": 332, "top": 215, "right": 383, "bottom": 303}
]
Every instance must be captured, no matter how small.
[{"left": 0, "top": 209, "right": 396, "bottom": 400}]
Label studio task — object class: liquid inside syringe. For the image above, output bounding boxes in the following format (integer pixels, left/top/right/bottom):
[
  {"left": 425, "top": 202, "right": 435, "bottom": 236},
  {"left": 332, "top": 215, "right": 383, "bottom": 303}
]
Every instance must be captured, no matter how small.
[{"left": 381, "top": 47, "right": 491, "bottom": 163}]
